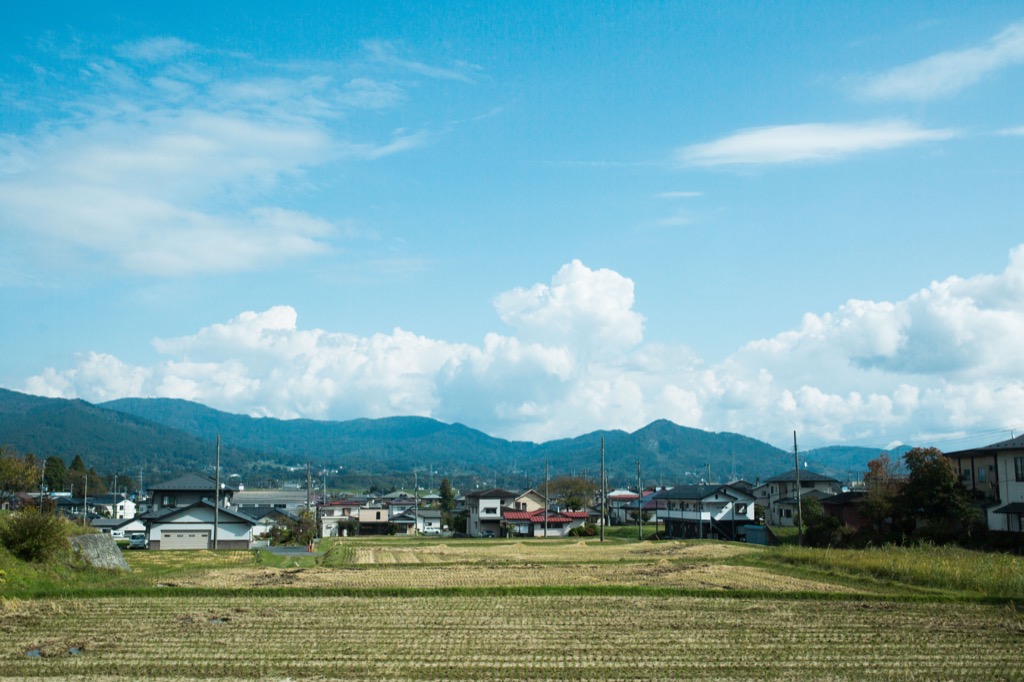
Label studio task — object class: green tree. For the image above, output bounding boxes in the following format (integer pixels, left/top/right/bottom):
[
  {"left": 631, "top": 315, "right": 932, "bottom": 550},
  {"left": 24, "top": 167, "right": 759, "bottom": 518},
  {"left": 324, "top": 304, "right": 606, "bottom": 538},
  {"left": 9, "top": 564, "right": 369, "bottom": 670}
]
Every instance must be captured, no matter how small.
[
  {"left": 0, "top": 508, "right": 69, "bottom": 562},
  {"left": 439, "top": 477, "right": 455, "bottom": 513},
  {"left": 896, "top": 447, "right": 979, "bottom": 542},
  {"left": 43, "top": 456, "right": 67, "bottom": 492},
  {"left": 0, "top": 448, "right": 38, "bottom": 507}
]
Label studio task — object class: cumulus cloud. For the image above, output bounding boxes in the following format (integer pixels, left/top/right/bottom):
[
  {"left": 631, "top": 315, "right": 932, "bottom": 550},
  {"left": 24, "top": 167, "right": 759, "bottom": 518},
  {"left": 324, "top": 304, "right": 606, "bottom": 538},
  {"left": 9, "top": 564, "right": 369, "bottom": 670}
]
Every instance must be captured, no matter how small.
[
  {"left": 678, "top": 121, "right": 956, "bottom": 166},
  {"left": 0, "top": 37, "right": 455, "bottom": 276},
  {"left": 857, "top": 20, "right": 1024, "bottom": 101},
  {"left": 22, "top": 251, "right": 1024, "bottom": 446}
]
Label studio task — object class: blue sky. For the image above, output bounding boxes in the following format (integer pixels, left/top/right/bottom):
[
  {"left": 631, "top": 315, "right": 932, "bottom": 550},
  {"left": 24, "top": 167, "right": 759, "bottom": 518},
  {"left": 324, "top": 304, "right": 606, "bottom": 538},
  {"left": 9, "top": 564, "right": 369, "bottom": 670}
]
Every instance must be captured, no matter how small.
[{"left": 2, "top": 2, "right": 1023, "bottom": 450}]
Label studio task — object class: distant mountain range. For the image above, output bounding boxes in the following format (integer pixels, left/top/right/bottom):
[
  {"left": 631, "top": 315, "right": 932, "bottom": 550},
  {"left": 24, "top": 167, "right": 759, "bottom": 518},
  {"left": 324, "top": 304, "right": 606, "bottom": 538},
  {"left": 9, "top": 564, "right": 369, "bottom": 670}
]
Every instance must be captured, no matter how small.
[{"left": 0, "top": 388, "right": 893, "bottom": 490}]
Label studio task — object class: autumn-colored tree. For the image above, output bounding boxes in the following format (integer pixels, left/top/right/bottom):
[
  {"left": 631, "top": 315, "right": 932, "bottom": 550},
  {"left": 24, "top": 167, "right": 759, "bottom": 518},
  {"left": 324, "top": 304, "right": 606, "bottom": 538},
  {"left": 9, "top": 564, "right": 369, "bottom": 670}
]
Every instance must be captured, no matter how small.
[
  {"left": 860, "top": 453, "right": 901, "bottom": 535},
  {"left": 549, "top": 476, "right": 598, "bottom": 511},
  {"left": 0, "top": 448, "right": 38, "bottom": 507}
]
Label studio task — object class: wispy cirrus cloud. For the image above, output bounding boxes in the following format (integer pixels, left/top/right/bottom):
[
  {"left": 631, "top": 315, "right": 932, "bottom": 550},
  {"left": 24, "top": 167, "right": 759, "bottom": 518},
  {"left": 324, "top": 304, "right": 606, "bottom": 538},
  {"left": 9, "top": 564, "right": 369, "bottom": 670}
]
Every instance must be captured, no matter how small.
[
  {"left": 856, "top": 20, "right": 1024, "bottom": 101},
  {"left": 677, "top": 120, "right": 956, "bottom": 167},
  {"left": 362, "top": 40, "right": 480, "bottom": 83},
  {"left": 0, "top": 37, "right": 471, "bottom": 277}
]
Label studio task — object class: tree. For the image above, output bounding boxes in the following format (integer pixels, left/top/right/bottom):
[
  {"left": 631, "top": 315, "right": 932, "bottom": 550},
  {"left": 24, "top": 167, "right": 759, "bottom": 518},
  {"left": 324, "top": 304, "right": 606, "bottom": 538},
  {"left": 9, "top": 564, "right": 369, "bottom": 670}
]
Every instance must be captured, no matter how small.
[
  {"left": 0, "top": 448, "right": 38, "bottom": 507},
  {"left": 860, "top": 453, "right": 901, "bottom": 536},
  {"left": 896, "top": 447, "right": 979, "bottom": 542},
  {"left": 549, "top": 476, "right": 598, "bottom": 511},
  {"left": 43, "top": 456, "right": 67, "bottom": 492},
  {"left": 439, "top": 477, "right": 455, "bottom": 513}
]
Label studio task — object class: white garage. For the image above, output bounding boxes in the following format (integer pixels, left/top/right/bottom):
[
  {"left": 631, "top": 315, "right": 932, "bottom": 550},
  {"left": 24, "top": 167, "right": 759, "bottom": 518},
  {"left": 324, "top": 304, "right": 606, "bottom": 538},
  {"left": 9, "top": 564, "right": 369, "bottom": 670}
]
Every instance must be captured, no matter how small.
[
  {"left": 146, "top": 500, "right": 256, "bottom": 550},
  {"left": 160, "top": 531, "right": 210, "bottom": 550}
]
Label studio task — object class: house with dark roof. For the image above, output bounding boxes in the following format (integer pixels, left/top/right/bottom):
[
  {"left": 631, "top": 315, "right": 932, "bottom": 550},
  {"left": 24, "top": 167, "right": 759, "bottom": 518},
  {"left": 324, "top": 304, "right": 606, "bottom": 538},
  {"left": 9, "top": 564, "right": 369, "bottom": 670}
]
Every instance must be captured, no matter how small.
[
  {"left": 654, "top": 484, "right": 755, "bottom": 540},
  {"left": 464, "top": 488, "right": 521, "bottom": 537},
  {"left": 819, "top": 490, "right": 869, "bottom": 531},
  {"left": 145, "top": 500, "right": 256, "bottom": 550},
  {"left": 754, "top": 469, "right": 841, "bottom": 527},
  {"left": 147, "top": 473, "right": 237, "bottom": 513},
  {"left": 946, "top": 435, "right": 1024, "bottom": 533}
]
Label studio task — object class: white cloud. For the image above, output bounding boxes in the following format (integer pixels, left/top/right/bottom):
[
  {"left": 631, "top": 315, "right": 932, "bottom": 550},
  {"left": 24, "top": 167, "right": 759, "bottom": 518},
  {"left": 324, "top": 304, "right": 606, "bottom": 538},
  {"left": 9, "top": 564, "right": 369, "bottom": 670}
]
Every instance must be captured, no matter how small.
[
  {"left": 114, "top": 37, "right": 198, "bottom": 63},
  {"left": 678, "top": 121, "right": 956, "bottom": 166},
  {"left": 857, "top": 20, "right": 1024, "bottom": 101},
  {"left": 0, "top": 38, "right": 452, "bottom": 277},
  {"left": 21, "top": 250, "right": 1024, "bottom": 447}
]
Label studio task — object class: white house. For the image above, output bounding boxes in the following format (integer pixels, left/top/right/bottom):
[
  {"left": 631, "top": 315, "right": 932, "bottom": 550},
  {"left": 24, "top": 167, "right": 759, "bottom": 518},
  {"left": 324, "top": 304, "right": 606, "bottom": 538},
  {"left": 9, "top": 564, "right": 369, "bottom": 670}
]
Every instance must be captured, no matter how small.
[
  {"left": 654, "top": 484, "right": 756, "bottom": 540},
  {"left": 946, "top": 434, "right": 1024, "bottom": 533},
  {"left": 146, "top": 500, "right": 256, "bottom": 550}
]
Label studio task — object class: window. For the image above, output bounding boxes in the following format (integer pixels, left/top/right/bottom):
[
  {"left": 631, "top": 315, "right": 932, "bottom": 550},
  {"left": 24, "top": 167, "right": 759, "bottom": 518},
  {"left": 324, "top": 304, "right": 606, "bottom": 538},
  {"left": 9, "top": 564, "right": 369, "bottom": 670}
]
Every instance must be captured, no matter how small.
[
  {"left": 161, "top": 495, "right": 176, "bottom": 508},
  {"left": 375, "top": 511, "right": 381, "bottom": 520},
  {"left": 782, "top": 508, "right": 792, "bottom": 518},
  {"left": 1015, "top": 457, "right": 1024, "bottom": 482},
  {"left": 483, "top": 507, "right": 497, "bottom": 515},
  {"left": 978, "top": 467, "right": 986, "bottom": 483},
  {"left": 735, "top": 504, "right": 747, "bottom": 515},
  {"left": 962, "top": 469, "right": 972, "bottom": 483}
]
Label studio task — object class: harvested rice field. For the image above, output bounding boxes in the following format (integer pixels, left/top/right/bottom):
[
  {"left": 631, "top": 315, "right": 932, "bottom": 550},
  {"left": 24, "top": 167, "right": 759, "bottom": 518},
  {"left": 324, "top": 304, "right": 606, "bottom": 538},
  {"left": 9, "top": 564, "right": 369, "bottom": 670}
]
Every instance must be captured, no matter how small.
[{"left": 2, "top": 538, "right": 1022, "bottom": 680}]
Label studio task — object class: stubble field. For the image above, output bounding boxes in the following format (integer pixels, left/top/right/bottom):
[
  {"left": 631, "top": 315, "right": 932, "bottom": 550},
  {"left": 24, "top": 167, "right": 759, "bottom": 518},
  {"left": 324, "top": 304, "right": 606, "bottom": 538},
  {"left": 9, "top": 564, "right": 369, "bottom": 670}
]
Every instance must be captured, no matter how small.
[{"left": 2, "top": 537, "right": 1023, "bottom": 681}]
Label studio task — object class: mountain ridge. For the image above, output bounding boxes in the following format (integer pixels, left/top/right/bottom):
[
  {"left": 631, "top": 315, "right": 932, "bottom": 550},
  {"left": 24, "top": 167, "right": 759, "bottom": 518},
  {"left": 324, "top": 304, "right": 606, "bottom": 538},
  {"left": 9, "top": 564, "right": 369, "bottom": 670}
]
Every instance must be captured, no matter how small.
[{"left": 0, "top": 388, "right": 891, "bottom": 489}]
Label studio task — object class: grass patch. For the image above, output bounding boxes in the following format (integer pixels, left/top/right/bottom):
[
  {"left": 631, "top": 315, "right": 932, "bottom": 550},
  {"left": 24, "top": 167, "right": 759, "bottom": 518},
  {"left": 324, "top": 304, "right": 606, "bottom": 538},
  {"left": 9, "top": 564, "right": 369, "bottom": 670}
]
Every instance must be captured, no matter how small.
[{"left": 743, "top": 543, "right": 1024, "bottom": 600}]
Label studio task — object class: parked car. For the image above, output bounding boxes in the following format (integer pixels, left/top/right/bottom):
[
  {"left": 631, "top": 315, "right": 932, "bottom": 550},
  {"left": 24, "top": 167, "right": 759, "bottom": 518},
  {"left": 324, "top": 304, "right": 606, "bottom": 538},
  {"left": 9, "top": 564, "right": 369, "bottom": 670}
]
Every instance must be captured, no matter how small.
[
  {"left": 422, "top": 527, "right": 441, "bottom": 535},
  {"left": 480, "top": 530, "right": 495, "bottom": 538},
  {"left": 128, "top": 533, "right": 148, "bottom": 550}
]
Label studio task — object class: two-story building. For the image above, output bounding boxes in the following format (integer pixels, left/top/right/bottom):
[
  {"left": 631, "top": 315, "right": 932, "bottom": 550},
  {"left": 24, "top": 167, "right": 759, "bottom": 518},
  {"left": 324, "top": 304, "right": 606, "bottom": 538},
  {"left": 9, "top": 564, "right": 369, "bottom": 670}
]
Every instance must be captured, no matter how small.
[
  {"left": 654, "top": 484, "right": 755, "bottom": 540},
  {"left": 754, "top": 469, "right": 841, "bottom": 527},
  {"left": 464, "top": 488, "right": 546, "bottom": 537},
  {"left": 946, "top": 434, "right": 1024, "bottom": 533}
]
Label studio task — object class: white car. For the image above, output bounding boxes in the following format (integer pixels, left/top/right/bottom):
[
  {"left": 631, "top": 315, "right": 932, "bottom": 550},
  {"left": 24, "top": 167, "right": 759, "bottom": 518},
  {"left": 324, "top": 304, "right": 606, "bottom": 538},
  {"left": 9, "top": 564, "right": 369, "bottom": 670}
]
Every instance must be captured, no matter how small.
[
  {"left": 128, "top": 533, "right": 148, "bottom": 549},
  {"left": 421, "top": 527, "right": 441, "bottom": 536}
]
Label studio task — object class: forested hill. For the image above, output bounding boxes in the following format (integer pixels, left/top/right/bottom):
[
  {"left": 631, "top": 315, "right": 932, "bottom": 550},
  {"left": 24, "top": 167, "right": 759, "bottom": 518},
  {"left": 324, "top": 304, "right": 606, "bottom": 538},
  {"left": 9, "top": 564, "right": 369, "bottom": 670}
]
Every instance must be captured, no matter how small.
[{"left": 0, "top": 389, "right": 888, "bottom": 487}]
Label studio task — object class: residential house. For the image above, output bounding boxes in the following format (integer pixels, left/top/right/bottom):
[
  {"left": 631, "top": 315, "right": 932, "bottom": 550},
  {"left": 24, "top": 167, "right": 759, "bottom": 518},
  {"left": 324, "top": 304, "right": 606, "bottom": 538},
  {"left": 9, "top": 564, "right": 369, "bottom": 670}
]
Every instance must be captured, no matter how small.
[
  {"left": 946, "top": 435, "right": 1024, "bottom": 533},
  {"left": 90, "top": 516, "right": 147, "bottom": 539},
  {"left": 654, "top": 484, "right": 756, "bottom": 540},
  {"left": 90, "top": 493, "right": 136, "bottom": 520},
  {"left": 464, "top": 488, "right": 520, "bottom": 537},
  {"left": 145, "top": 500, "right": 256, "bottom": 550},
  {"left": 249, "top": 507, "right": 300, "bottom": 540},
  {"left": 147, "top": 473, "right": 237, "bottom": 513},
  {"left": 357, "top": 504, "right": 392, "bottom": 535},
  {"left": 819, "top": 491, "right": 869, "bottom": 531},
  {"left": 318, "top": 498, "right": 363, "bottom": 537},
  {"left": 606, "top": 489, "right": 639, "bottom": 525},
  {"left": 502, "top": 509, "right": 589, "bottom": 537},
  {"left": 464, "top": 488, "right": 546, "bottom": 537},
  {"left": 755, "top": 469, "right": 841, "bottom": 527}
]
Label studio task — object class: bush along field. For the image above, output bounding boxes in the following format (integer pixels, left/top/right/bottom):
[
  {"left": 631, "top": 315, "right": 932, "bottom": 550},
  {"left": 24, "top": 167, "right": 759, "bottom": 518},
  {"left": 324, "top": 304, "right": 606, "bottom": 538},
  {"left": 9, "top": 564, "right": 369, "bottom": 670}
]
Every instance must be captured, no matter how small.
[{"left": 2, "top": 527, "right": 1024, "bottom": 680}]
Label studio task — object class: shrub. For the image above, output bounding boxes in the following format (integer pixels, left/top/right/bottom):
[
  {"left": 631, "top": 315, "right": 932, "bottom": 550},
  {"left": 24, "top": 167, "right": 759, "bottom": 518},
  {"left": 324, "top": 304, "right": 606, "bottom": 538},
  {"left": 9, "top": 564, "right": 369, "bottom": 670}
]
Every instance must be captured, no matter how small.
[{"left": 0, "top": 509, "right": 69, "bottom": 562}]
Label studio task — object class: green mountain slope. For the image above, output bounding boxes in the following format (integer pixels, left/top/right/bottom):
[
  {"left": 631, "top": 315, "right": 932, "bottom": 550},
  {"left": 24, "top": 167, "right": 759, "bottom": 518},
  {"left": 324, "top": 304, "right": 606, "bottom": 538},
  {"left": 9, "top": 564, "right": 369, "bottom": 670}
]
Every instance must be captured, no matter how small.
[{"left": 0, "top": 389, "right": 891, "bottom": 489}]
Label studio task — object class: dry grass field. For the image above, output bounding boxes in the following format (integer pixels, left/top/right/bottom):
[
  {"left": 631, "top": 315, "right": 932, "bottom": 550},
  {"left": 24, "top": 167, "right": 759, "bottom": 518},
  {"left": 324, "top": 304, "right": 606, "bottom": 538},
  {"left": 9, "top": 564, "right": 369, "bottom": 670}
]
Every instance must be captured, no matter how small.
[{"left": 3, "top": 537, "right": 1023, "bottom": 680}]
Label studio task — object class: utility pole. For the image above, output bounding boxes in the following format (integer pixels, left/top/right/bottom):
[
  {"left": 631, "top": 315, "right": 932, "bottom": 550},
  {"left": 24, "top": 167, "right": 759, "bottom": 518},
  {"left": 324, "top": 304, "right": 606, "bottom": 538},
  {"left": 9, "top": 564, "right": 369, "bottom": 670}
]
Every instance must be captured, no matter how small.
[
  {"left": 113, "top": 473, "right": 118, "bottom": 518},
  {"left": 83, "top": 472, "right": 88, "bottom": 528},
  {"left": 637, "top": 459, "right": 642, "bottom": 542},
  {"left": 414, "top": 470, "right": 419, "bottom": 536},
  {"left": 600, "top": 437, "right": 606, "bottom": 543},
  {"left": 794, "top": 430, "right": 803, "bottom": 547},
  {"left": 544, "top": 460, "right": 549, "bottom": 539},
  {"left": 214, "top": 435, "right": 221, "bottom": 550}
]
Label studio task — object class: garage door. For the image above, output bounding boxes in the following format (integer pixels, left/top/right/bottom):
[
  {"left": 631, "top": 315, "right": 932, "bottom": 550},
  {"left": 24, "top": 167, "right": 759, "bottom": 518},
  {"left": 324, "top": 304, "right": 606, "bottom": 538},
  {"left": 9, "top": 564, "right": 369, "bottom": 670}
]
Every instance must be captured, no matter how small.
[{"left": 161, "top": 531, "right": 210, "bottom": 550}]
